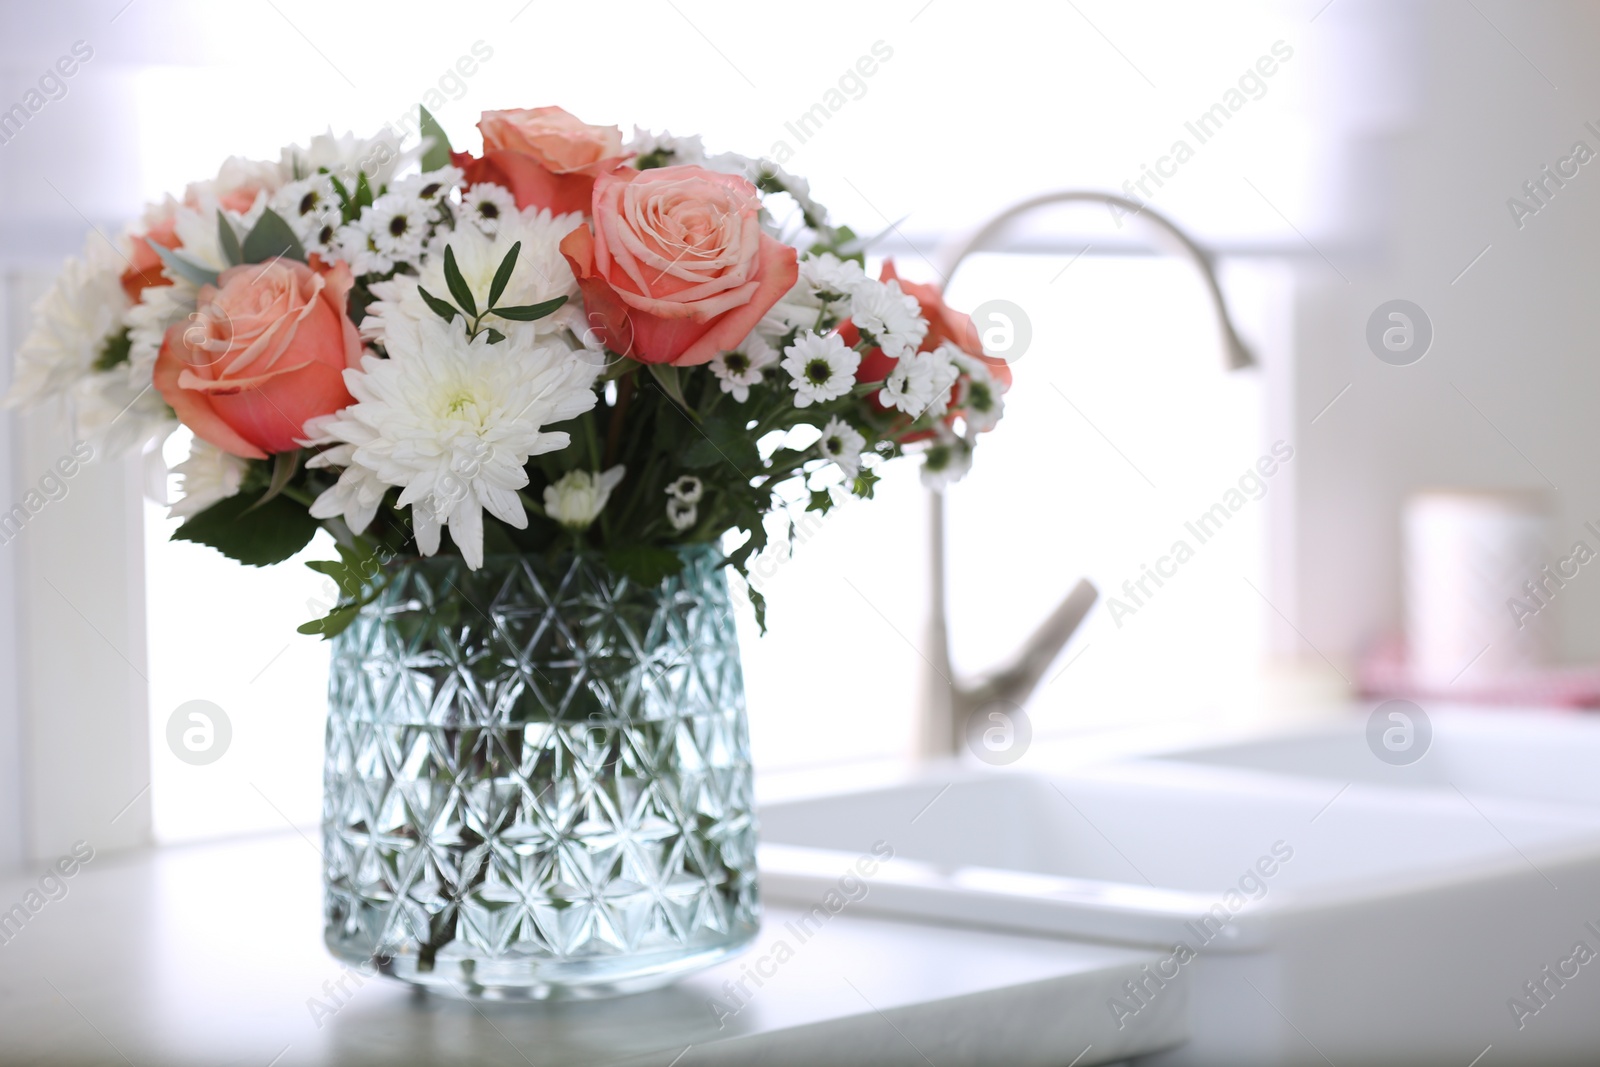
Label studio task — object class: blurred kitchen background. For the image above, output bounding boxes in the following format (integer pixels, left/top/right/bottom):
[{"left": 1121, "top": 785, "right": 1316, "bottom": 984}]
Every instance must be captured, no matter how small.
[{"left": 2, "top": 0, "right": 1597, "bottom": 863}]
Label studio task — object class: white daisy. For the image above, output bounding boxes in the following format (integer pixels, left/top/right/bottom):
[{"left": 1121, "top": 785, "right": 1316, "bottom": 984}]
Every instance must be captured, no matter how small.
[
  {"left": 665, "top": 475, "right": 703, "bottom": 504},
  {"left": 627, "top": 128, "right": 707, "bottom": 167},
  {"left": 816, "top": 417, "right": 866, "bottom": 478},
  {"left": 460, "top": 183, "right": 518, "bottom": 235},
  {"left": 544, "top": 465, "right": 625, "bottom": 530},
  {"left": 305, "top": 314, "right": 599, "bottom": 569},
  {"left": 880, "top": 343, "right": 961, "bottom": 420},
  {"left": 799, "top": 253, "right": 867, "bottom": 303},
  {"left": 169, "top": 438, "right": 248, "bottom": 519},
  {"left": 333, "top": 217, "right": 395, "bottom": 276},
  {"left": 954, "top": 353, "right": 1007, "bottom": 433},
  {"left": 269, "top": 174, "right": 343, "bottom": 255},
  {"left": 709, "top": 335, "right": 777, "bottom": 402},
  {"left": 4, "top": 233, "right": 127, "bottom": 409},
  {"left": 667, "top": 498, "right": 698, "bottom": 532},
  {"left": 280, "top": 128, "right": 414, "bottom": 188},
  {"left": 920, "top": 426, "right": 973, "bottom": 490},
  {"left": 849, "top": 278, "right": 927, "bottom": 359},
  {"left": 363, "top": 204, "right": 584, "bottom": 348},
  {"left": 365, "top": 192, "right": 430, "bottom": 264},
  {"left": 755, "top": 280, "right": 826, "bottom": 345},
  {"left": 782, "top": 331, "right": 860, "bottom": 408},
  {"left": 391, "top": 166, "right": 464, "bottom": 205}
]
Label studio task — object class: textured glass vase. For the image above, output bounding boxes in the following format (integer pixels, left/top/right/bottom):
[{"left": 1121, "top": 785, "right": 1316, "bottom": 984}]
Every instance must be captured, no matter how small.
[{"left": 321, "top": 546, "right": 759, "bottom": 999}]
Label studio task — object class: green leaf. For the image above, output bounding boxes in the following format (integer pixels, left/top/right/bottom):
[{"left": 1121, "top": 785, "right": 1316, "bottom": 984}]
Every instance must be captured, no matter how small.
[
  {"left": 852, "top": 467, "right": 882, "bottom": 500},
  {"left": 240, "top": 208, "right": 307, "bottom": 264},
  {"left": 353, "top": 171, "right": 375, "bottom": 212},
  {"left": 681, "top": 412, "right": 759, "bottom": 471},
  {"left": 605, "top": 546, "right": 685, "bottom": 587},
  {"left": 150, "top": 241, "right": 219, "bottom": 288},
  {"left": 217, "top": 211, "right": 244, "bottom": 267},
  {"left": 416, "top": 285, "right": 458, "bottom": 324},
  {"left": 443, "top": 246, "right": 477, "bottom": 317},
  {"left": 93, "top": 328, "right": 133, "bottom": 373},
  {"left": 298, "top": 604, "right": 359, "bottom": 638},
  {"left": 173, "top": 489, "right": 319, "bottom": 567},
  {"left": 419, "top": 106, "right": 453, "bottom": 172},
  {"left": 648, "top": 362, "right": 690, "bottom": 409},
  {"left": 489, "top": 295, "right": 567, "bottom": 322},
  {"left": 483, "top": 327, "right": 506, "bottom": 344},
  {"left": 488, "top": 241, "right": 521, "bottom": 308},
  {"left": 806, "top": 488, "right": 835, "bottom": 514},
  {"left": 251, "top": 449, "right": 301, "bottom": 509}
]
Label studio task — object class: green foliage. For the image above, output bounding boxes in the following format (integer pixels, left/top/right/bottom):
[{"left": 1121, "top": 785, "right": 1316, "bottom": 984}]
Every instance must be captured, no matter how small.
[
  {"left": 241, "top": 208, "right": 307, "bottom": 264},
  {"left": 150, "top": 241, "right": 219, "bottom": 288},
  {"left": 173, "top": 490, "right": 319, "bottom": 567},
  {"left": 217, "top": 211, "right": 244, "bottom": 267},
  {"left": 419, "top": 106, "right": 453, "bottom": 172},
  {"left": 93, "top": 328, "right": 132, "bottom": 373},
  {"left": 604, "top": 545, "right": 685, "bottom": 587}
]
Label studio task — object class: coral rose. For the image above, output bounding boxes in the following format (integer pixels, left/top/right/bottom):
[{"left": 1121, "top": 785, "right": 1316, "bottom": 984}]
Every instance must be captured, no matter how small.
[
  {"left": 153, "top": 256, "right": 363, "bottom": 459},
  {"left": 452, "top": 107, "right": 631, "bottom": 216},
  {"left": 558, "top": 165, "right": 798, "bottom": 367}
]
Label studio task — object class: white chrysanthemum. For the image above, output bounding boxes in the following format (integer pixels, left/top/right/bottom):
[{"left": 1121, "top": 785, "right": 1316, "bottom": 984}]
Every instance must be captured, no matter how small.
[
  {"left": 280, "top": 128, "right": 414, "bottom": 188},
  {"left": 126, "top": 283, "right": 195, "bottom": 383},
  {"left": 953, "top": 352, "right": 1007, "bottom": 433},
  {"left": 269, "top": 174, "right": 343, "bottom": 255},
  {"left": 72, "top": 370, "right": 176, "bottom": 458},
  {"left": 302, "top": 418, "right": 389, "bottom": 535},
  {"left": 667, "top": 498, "right": 697, "bottom": 532},
  {"left": 849, "top": 278, "right": 926, "bottom": 360},
  {"left": 4, "top": 233, "right": 128, "bottom": 409},
  {"left": 880, "top": 342, "right": 961, "bottom": 420},
  {"left": 799, "top": 253, "right": 867, "bottom": 302},
  {"left": 187, "top": 155, "right": 284, "bottom": 209},
  {"left": 544, "top": 465, "right": 625, "bottom": 530},
  {"left": 460, "top": 183, "right": 518, "bottom": 235},
  {"left": 364, "top": 204, "right": 584, "bottom": 347},
  {"left": 817, "top": 417, "right": 866, "bottom": 479},
  {"left": 666, "top": 475, "right": 703, "bottom": 504},
  {"left": 627, "top": 127, "right": 707, "bottom": 166},
  {"left": 920, "top": 426, "right": 973, "bottom": 490},
  {"left": 709, "top": 335, "right": 777, "bottom": 402},
  {"left": 169, "top": 438, "right": 248, "bottom": 519},
  {"left": 306, "top": 315, "right": 599, "bottom": 569},
  {"left": 391, "top": 166, "right": 463, "bottom": 204},
  {"left": 782, "top": 331, "right": 860, "bottom": 408}
]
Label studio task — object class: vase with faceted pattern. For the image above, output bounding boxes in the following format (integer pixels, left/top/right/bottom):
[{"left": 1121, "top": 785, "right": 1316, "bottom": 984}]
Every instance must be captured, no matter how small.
[{"left": 320, "top": 546, "right": 759, "bottom": 999}]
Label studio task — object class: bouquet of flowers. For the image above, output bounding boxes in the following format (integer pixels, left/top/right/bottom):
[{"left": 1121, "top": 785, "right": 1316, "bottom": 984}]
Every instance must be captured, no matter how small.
[{"left": 5, "top": 105, "right": 1010, "bottom": 632}]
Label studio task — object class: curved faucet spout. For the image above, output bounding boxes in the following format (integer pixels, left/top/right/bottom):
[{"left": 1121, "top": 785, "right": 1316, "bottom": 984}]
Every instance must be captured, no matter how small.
[{"left": 916, "top": 190, "right": 1255, "bottom": 761}]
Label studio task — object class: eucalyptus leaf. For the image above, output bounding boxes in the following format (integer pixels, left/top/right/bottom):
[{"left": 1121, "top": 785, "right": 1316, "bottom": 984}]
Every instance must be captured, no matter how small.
[
  {"left": 419, "top": 106, "right": 453, "bottom": 172},
  {"left": 241, "top": 208, "right": 307, "bottom": 264},
  {"left": 150, "top": 241, "right": 219, "bottom": 288},
  {"left": 217, "top": 211, "right": 244, "bottom": 267}
]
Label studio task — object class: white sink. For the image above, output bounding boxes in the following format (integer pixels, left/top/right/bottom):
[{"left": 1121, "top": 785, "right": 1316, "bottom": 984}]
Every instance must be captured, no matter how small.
[
  {"left": 1146, "top": 705, "right": 1600, "bottom": 808},
  {"left": 757, "top": 729, "right": 1600, "bottom": 1064}
]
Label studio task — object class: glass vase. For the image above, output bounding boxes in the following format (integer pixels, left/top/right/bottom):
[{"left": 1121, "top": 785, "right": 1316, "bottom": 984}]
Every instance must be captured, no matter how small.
[{"left": 320, "top": 546, "right": 759, "bottom": 999}]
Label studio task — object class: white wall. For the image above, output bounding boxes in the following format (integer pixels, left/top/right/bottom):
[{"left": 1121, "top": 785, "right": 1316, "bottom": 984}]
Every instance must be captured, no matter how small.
[{"left": 1284, "top": 0, "right": 1600, "bottom": 675}]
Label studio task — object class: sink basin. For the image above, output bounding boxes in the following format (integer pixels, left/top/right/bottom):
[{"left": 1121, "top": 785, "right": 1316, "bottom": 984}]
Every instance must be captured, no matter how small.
[
  {"left": 757, "top": 748, "right": 1600, "bottom": 1064},
  {"left": 1146, "top": 705, "right": 1600, "bottom": 808}
]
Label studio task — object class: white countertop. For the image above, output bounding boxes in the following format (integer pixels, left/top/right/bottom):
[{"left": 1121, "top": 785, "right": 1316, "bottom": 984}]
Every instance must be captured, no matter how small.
[{"left": 0, "top": 831, "right": 1186, "bottom": 1066}]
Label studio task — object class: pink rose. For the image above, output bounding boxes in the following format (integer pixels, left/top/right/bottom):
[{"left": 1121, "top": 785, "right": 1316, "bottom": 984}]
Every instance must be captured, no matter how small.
[
  {"left": 453, "top": 107, "right": 631, "bottom": 215},
  {"left": 153, "top": 256, "right": 363, "bottom": 459},
  {"left": 558, "top": 165, "right": 798, "bottom": 366}
]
